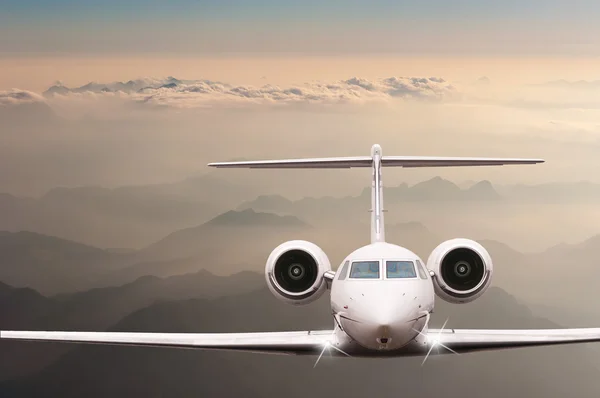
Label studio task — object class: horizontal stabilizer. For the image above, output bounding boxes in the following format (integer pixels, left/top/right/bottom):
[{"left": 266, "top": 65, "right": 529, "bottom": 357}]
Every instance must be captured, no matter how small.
[
  {"left": 208, "top": 156, "right": 372, "bottom": 169},
  {"left": 381, "top": 156, "right": 544, "bottom": 168},
  {"left": 208, "top": 156, "right": 544, "bottom": 169}
]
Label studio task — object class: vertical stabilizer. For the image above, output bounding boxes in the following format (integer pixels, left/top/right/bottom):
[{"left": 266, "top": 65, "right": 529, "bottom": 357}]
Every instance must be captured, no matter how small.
[{"left": 371, "top": 144, "right": 385, "bottom": 243}]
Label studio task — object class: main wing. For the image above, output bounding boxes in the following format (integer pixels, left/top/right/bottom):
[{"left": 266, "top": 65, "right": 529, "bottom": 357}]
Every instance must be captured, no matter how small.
[
  {"left": 0, "top": 330, "right": 334, "bottom": 355},
  {"left": 428, "top": 327, "right": 600, "bottom": 353},
  {"left": 4, "top": 328, "right": 600, "bottom": 356}
]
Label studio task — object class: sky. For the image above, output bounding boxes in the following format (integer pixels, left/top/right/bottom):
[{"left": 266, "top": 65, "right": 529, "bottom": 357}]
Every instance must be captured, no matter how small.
[
  {"left": 1, "top": 1, "right": 600, "bottom": 55},
  {"left": 2, "top": 0, "right": 600, "bottom": 199}
]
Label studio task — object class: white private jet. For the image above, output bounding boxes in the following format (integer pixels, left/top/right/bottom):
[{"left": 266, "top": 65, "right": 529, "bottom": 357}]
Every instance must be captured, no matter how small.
[{"left": 5, "top": 144, "right": 600, "bottom": 363}]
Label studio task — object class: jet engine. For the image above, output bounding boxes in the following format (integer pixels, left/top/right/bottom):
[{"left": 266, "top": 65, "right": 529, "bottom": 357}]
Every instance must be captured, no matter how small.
[
  {"left": 426, "top": 238, "right": 493, "bottom": 304},
  {"left": 265, "top": 240, "right": 332, "bottom": 305}
]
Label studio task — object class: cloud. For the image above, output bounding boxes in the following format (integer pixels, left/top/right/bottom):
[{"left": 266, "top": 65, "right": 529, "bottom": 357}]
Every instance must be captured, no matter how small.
[
  {"left": 0, "top": 89, "right": 57, "bottom": 125},
  {"left": 538, "top": 80, "right": 600, "bottom": 90},
  {"left": 475, "top": 76, "right": 491, "bottom": 86},
  {"left": 41, "top": 76, "right": 459, "bottom": 109},
  {"left": 0, "top": 89, "right": 46, "bottom": 106}
]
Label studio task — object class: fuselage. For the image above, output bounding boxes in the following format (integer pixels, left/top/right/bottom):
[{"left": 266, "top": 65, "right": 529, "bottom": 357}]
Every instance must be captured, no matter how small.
[{"left": 330, "top": 242, "right": 435, "bottom": 352}]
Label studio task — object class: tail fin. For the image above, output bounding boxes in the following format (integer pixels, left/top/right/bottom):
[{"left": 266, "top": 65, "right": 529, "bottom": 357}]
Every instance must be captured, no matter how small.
[{"left": 208, "top": 145, "right": 543, "bottom": 243}]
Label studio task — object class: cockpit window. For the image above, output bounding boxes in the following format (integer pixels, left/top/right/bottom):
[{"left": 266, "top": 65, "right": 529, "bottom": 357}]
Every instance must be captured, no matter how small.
[
  {"left": 338, "top": 261, "right": 350, "bottom": 280},
  {"left": 386, "top": 261, "right": 417, "bottom": 279},
  {"left": 349, "top": 261, "right": 380, "bottom": 279},
  {"left": 415, "top": 260, "right": 428, "bottom": 279}
]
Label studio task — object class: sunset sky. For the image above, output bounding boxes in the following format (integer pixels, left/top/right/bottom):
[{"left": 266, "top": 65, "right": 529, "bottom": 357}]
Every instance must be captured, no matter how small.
[
  {"left": 2, "top": 1, "right": 599, "bottom": 55},
  {"left": 2, "top": 1, "right": 600, "bottom": 197},
  {"left": 2, "top": 0, "right": 600, "bottom": 90}
]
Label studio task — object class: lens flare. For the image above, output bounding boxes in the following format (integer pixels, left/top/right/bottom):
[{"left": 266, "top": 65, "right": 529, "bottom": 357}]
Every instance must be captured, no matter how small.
[
  {"left": 313, "top": 329, "right": 351, "bottom": 368},
  {"left": 413, "top": 317, "right": 460, "bottom": 366}
]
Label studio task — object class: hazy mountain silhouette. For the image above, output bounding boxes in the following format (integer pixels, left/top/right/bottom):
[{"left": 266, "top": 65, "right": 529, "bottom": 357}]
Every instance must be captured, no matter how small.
[
  {"left": 0, "top": 173, "right": 265, "bottom": 249},
  {"left": 497, "top": 181, "right": 600, "bottom": 203},
  {"left": 385, "top": 221, "right": 439, "bottom": 258},
  {"left": 2, "top": 176, "right": 600, "bottom": 251},
  {"left": 112, "top": 257, "right": 217, "bottom": 283},
  {"left": 0, "top": 210, "right": 313, "bottom": 294},
  {"left": 541, "top": 79, "right": 600, "bottom": 89},
  {"left": 0, "top": 229, "right": 188, "bottom": 294},
  {"left": 3, "top": 286, "right": 600, "bottom": 397},
  {"left": 0, "top": 283, "right": 66, "bottom": 382},
  {"left": 0, "top": 270, "right": 264, "bottom": 381},
  {"left": 406, "top": 176, "right": 463, "bottom": 199},
  {"left": 465, "top": 180, "right": 502, "bottom": 200},
  {"left": 43, "top": 77, "right": 186, "bottom": 97},
  {"left": 205, "top": 208, "right": 308, "bottom": 228},
  {"left": 380, "top": 177, "right": 500, "bottom": 201},
  {"left": 236, "top": 194, "right": 295, "bottom": 213},
  {"left": 0, "top": 280, "right": 13, "bottom": 294},
  {"left": 501, "top": 233, "right": 600, "bottom": 308},
  {"left": 0, "top": 231, "right": 129, "bottom": 295},
  {"left": 6, "top": 210, "right": 600, "bottom": 306},
  {"left": 238, "top": 177, "right": 502, "bottom": 217},
  {"left": 138, "top": 209, "right": 312, "bottom": 268},
  {"left": 6, "top": 205, "right": 600, "bottom": 314},
  {"left": 53, "top": 270, "right": 264, "bottom": 331},
  {"left": 0, "top": 283, "right": 57, "bottom": 329}
]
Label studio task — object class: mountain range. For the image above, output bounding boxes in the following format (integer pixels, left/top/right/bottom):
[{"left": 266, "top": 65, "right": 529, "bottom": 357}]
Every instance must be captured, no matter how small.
[
  {"left": 0, "top": 209, "right": 312, "bottom": 294},
  {"left": 1, "top": 174, "right": 600, "bottom": 251},
  {"left": 43, "top": 77, "right": 186, "bottom": 97},
  {"left": 2, "top": 203, "right": 600, "bottom": 395},
  {"left": 0, "top": 173, "right": 266, "bottom": 249},
  {"left": 2, "top": 283, "right": 599, "bottom": 397},
  {"left": 3, "top": 204, "right": 600, "bottom": 321},
  {"left": 0, "top": 270, "right": 264, "bottom": 382}
]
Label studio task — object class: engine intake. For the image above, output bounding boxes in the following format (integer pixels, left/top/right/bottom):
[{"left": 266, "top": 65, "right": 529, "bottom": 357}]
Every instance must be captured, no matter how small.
[
  {"left": 265, "top": 240, "right": 331, "bottom": 305},
  {"left": 426, "top": 238, "right": 493, "bottom": 304},
  {"left": 274, "top": 249, "right": 319, "bottom": 293}
]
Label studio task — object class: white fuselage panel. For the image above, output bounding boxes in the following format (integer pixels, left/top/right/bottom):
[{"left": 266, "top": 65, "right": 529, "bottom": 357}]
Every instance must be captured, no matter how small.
[{"left": 330, "top": 242, "right": 435, "bottom": 351}]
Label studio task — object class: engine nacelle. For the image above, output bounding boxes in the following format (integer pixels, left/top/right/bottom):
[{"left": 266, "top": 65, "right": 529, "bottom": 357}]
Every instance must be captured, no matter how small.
[
  {"left": 265, "top": 240, "right": 332, "bottom": 305},
  {"left": 426, "top": 238, "right": 493, "bottom": 304}
]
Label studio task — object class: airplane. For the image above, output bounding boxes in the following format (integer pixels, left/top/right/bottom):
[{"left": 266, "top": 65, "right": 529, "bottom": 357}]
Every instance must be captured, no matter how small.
[{"left": 5, "top": 143, "right": 600, "bottom": 363}]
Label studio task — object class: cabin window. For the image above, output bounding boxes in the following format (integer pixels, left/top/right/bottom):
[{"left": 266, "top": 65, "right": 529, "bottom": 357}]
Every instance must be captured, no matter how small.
[
  {"left": 338, "top": 261, "right": 350, "bottom": 280},
  {"left": 385, "top": 261, "right": 417, "bottom": 279},
  {"left": 349, "top": 261, "right": 380, "bottom": 279},
  {"left": 415, "top": 260, "right": 428, "bottom": 279}
]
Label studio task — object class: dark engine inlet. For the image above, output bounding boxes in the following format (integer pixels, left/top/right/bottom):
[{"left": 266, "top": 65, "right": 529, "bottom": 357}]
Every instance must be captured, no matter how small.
[
  {"left": 273, "top": 250, "right": 319, "bottom": 293},
  {"left": 440, "top": 248, "right": 486, "bottom": 292}
]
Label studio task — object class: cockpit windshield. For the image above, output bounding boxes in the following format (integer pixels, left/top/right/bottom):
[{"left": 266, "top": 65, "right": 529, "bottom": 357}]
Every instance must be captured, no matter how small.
[
  {"left": 349, "top": 261, "right": 380, "bottom": 279},
  {"left": 386, "top": 261, "right": 417, "bottom": 278}
]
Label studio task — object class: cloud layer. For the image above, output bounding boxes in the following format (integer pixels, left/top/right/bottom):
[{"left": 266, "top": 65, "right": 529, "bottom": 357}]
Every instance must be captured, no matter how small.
[
  {"left": 39, "top": 76, "right": 458, "bottom": 109},
  {"left": 0, "top": 89, "right": 46, "bottom": 106}
]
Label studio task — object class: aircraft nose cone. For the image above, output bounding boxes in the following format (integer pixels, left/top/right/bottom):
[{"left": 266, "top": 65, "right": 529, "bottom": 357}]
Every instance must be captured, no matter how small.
[
  {"left": 337, "top": 283, "right": 423, "bottom": 351},
  {"left": 375, "top": 324, "right": 392, "bottom": 344},
  {"left": 345, "top": 319, "right": 416, "bottom": 351},
  {"left": 340, "top": 309, "right": 418, "bottom": 351}
]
